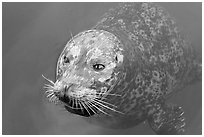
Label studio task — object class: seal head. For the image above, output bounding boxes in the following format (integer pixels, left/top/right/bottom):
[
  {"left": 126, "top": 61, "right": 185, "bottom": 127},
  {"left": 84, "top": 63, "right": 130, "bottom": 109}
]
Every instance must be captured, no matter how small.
[{"left": 44, "top": 29, "right": 124, "bottom": 117}]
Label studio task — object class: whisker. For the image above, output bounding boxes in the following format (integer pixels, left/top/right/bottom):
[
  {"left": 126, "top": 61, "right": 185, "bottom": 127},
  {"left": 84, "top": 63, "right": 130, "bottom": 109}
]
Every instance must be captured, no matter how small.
[
  {"left": 94, "top": 98, "right": 117, "bottom": 108},
  {"left": 78, "top": 101, "right": 84, "bottom": 113},
  {"left": 44, "top": 83, "right": 54, "bottom": 87},
  {"left": 43, "top": 85, "right": 55, "bottom": 93},
  {"left": 43, "top": 86, "right": 51, "bottom": 89},
  {"left": 42, "top": 75, "right": 59, "bottom": 101},
  {"left": 74, "top": 98, "right": 78, "bottom": 108},
  {"left": 45, "top": 88, "right": 54, "bottom": 92},
  {"left": 46, "top": 92, "right": 55, "bottom": 98},
  {"left": 87, "top": 100, "right": 110, "bottom": 116},
  {"left": 49, "top": 94, "right": 56, "bottom": 100},
  {"left": 48, "top": 94, "right": 58, "bottom": 102},
  {"left": 45, "top": 90, "right": 54, "bottom": 94},
  {"left": 84, "top": 101, "right": 97, "bottom": 115},
  {"left": 42, "top": 74, "right": 55, "bottom": 85},
  {"left": 71, "top": 97, "right": 74, "bottom": 108},
  {"left": 81, "top": 101, "right": 91, "bottom": 116},
  {"left": 47, "top": 95, "right": 54, "bottom": 101},
  {"left": 68, "top": 96, "right": 72, "bottom": 104},
  {"left": 44, "top": 84, "right": 54, "bottom": 89},
  {"left": 64, "top": 103, "right": 82, "bottom": 110},
  {"left": 92, "top": 100, "right": 124, "bottom": 114},
  {"left": 44, "top": 88, "right": 54, "bottom": 92}
]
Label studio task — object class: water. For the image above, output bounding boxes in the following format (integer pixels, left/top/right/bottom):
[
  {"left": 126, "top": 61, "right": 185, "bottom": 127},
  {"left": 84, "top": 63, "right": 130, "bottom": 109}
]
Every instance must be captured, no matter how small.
[{"left": 2, "top": 2, "right": 202, "bottom": 134}]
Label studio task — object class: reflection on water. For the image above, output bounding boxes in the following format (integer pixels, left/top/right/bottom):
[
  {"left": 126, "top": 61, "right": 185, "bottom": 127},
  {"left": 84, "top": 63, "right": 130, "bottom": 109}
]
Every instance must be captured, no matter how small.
[{"left": 2, "top": 3, "right": 202, "bottom": 134}]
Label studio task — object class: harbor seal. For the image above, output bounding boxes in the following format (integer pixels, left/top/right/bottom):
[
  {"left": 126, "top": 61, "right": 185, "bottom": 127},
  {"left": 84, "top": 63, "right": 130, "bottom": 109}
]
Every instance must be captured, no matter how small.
[{"left": 42, "top": 2, "right": 202, "bottom": 134}]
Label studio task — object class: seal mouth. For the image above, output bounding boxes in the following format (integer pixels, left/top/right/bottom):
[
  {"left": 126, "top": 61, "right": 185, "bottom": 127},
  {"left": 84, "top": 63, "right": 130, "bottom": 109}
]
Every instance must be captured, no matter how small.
[{"left": 58, "top": 92, "right": 99, "bottom": 117}]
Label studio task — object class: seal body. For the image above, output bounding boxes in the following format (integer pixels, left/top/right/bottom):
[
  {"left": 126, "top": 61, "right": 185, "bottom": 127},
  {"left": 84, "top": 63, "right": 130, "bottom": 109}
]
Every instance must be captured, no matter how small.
[{"left": 43, "top": 2, "right": 201, "bottom": 134}]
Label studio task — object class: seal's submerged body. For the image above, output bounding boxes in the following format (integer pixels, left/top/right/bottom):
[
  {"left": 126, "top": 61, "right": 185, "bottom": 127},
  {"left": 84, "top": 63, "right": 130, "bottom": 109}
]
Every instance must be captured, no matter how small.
[{"left": 43, "top": 3, "right": 201, "bottom": 134}]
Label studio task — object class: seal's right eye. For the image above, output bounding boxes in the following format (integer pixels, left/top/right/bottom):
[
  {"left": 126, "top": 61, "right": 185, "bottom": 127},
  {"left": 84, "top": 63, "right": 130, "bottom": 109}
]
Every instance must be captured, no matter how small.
[
  {"left": 63, "top": 56, "right": 70, "bottom": 63},
  {"left": 93, "top": 64, "right": 105, "bottom": 71}
]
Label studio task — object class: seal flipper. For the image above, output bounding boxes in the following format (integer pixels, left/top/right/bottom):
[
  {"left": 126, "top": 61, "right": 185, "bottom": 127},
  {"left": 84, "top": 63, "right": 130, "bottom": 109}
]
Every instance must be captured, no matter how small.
[{"left": 147, "top": 103, "right": 185, "bottom": 135}]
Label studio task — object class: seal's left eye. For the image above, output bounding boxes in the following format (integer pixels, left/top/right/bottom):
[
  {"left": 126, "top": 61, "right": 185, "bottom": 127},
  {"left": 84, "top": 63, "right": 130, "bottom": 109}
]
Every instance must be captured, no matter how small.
[{"left": 93, "top": 64, "right": 105, "bottom": 71}]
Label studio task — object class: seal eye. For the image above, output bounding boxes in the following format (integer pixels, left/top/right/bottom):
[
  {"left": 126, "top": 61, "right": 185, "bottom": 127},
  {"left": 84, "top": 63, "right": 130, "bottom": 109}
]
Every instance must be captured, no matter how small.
[
  {"left": 63, "top": 56, "right": 70, "bottom": 63},
  {"left": 93, "top": 64, "right": 105, "bottom": 71}
]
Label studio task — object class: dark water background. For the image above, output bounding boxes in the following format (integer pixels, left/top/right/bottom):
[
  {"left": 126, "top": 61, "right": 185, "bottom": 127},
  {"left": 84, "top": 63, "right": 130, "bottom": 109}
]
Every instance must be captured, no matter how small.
[{"left": 2, "top": 2, "right": 202, "bottom": 134}]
